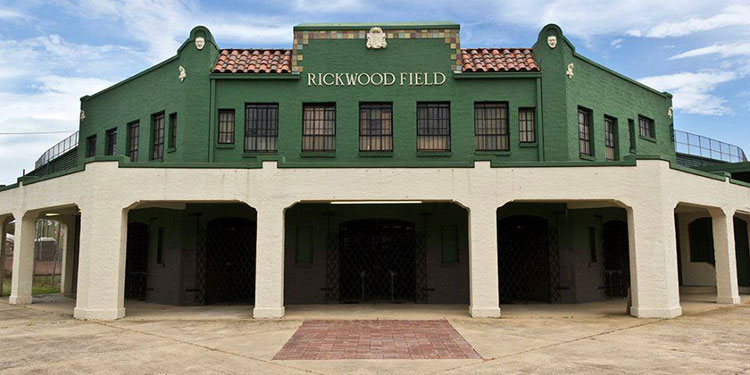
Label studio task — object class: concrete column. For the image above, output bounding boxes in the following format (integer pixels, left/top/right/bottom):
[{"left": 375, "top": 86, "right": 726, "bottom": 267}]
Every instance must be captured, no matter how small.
[
  {"left": 253, "top": 203, "right": 285, "bottom": 319},
  {"left": 627, "top": 205, "right": 682, "bottom": 318},
  {"left": 0, "top": 216, "right": 8, "bottom": 297},
  {"left": 73, "top": 205, "right": 127, "bottom": 320},
  {"left": 468, "top": 204, "right": 501, "bottom": 318},
  {"left": 59, "top": 216, "right": 77, "bottom": 296},
  {"left": 9, "top": 211, "right": 36, "bottom": 305},
  {"left": 711, "top": 208, "right": 740, "bottom": 304}
]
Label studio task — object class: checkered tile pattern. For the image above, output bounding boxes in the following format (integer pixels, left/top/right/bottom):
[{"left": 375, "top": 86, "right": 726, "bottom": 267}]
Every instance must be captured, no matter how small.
[{"left": 274, "top": 319, "right": 480, "bottom": 360}]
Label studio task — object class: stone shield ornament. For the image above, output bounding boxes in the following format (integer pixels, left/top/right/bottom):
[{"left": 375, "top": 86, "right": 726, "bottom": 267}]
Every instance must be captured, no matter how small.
[
  {"left": 366, "top": 27, "right": 387, "bottom": 49},
  {"left": 547, "top": 35, "right": 557, "bottom": 48},
  {"left": 195, "top": 36, "right": 205, "bottom": 50}
]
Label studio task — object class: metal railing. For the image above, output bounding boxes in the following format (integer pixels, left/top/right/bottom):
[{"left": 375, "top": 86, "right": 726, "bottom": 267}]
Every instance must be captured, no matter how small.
[
  {"left": 674, "top": 130, "right": 747, "bottom": 163},
  {"left": 34, "top": 131, "right": 79, "bottom": 169}
]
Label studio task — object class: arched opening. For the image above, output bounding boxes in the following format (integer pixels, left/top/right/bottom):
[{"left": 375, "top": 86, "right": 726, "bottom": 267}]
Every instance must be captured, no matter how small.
[{"left": 497, "top": 215, "right": 552, "bottom": 303}]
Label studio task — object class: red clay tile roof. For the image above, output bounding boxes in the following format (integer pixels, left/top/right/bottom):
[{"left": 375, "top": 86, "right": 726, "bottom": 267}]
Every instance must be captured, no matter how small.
[
  {"left": 460, "top": 48, "right": 539, "bottom": 72},
  {"left": 213, "top": 49, "right": 293, "bottom": 73}
]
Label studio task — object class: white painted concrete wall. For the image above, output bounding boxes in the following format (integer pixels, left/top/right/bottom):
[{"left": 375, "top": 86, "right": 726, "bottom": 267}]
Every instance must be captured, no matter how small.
[{"left": 0, "top": 159, "right": 748, "bottom": 320}]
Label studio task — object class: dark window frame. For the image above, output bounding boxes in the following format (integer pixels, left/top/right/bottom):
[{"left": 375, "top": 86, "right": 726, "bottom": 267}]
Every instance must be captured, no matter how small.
[
  {"left": 302, "top": 103, "right": 336, "bottom": 152},
  {"left": 474, "top": 102, "right": 509, "bottom": 151},
  {"left": 168, "top": 113, "right": 177, "bottom": 149},
  {"left": 217, "top": 109, "right": 236, "bottom": 145},
  {"left": 578, "top": 107, "right": 593, "bottom": 157},
  {"left": 244, "top": 103, "right": 279, "bottom": 153},
  {"left": 151, "top": 112, "right": 166, "bottom": 161},
  {"left": 359, "top": 102, "right": 394, "bottom": 152},
  {"left": 105, "top": 127, "right": 117, "bottom": 156},
  {"left": 518, "top": 107, "right": 536, "bottom": 143},
  {"left": 417, "top": 102, "right": 451, "bottom": 152},
  {"left": 85, "top": 135, "right": 96, "bottom": 158},
  {"left": 127, "top": 121, "right": 140, "bottom": 162},
  {"left": 604, "top": 115, "right": 618, "bottom": 161},
  {"left": 638, "top": 115, "right": 655, "bottom": 139},
  {"left": 628, "top": 118, "right": 636, "bottom": 153}
]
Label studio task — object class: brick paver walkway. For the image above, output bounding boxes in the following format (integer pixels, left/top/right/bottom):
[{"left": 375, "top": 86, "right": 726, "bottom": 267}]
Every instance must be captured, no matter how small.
[{"left": 273, "top": 319, "right": 480, "bottom": 360}]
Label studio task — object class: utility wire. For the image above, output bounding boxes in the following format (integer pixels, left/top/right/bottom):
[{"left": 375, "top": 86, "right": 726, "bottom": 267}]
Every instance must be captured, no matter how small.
[{"left": 0, "top": 131, "right": 75, "bottom": 135}]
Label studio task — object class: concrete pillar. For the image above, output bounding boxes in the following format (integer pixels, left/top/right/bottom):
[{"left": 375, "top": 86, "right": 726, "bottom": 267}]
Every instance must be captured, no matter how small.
[
  {"left": 73, "top": 205, "right": 127, "bottom": 320},
  {"left": 253, "top": 203, "right": 285, "bottom": 319},
  {"left": 468, "top": 204, "right": 501, "bottom": 318},
  {"left": 9, "top": 211, "right": 35, "bottom": 305},
  {"left": 711, "top": 208, "right": 740, "bottom": 304},
  {"left": 0, "top": 216, "right": 8, "bottom": 296},
  {"left": 627, "top": 205, "right": 682, "bottom": 318},
  {"left": 59, "top": 216, "right": 77, "bottom": 296}
]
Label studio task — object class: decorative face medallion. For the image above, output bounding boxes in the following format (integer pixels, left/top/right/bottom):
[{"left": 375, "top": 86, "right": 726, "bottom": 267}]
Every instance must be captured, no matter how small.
[
  {"left": 547, "top": 35, "right": 557, "bottom": 49},
  {"left": 366, "top": 27, "right": 387, "bottom": 49},
  {"left": 195, "top": 36, "right": 205, "bottom": 50}
]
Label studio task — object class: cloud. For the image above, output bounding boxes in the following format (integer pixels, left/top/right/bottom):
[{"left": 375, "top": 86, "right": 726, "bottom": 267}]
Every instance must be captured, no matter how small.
[
  {"left": 638, "top": 71, "right": 739, "bottom": 115},
  {"left": 0, "top": 8, "right": 27, "bottom": 20},
  {"left": 669, "top": 42, "right": 750, "bottom": 59},
  {"left": 627, "top": 4, "right": 750, "bottom": 38}
]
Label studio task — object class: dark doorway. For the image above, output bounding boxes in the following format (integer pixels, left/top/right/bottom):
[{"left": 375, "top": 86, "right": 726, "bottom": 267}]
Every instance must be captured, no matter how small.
[
  {"left": 602, "top": 220, "right": 630, "bottom": 298},
  {"left": 497, "top": 215, "right": 552, "bottom": 303},
  {"left": 204, "top": 217, "right": 257, "bottom": 305},
  {"left": 125, "top": 222, "right": 149, "bottom": 300},
  {"left": 735, "top": 217, "right": 750, "bottom": 287},
  {"left": 338, "top": 219, "right": 416, "bottom": 303}
]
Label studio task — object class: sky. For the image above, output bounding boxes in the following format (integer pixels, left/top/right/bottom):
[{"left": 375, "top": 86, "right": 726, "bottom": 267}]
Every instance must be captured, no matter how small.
[{"left": 0, "top": 0, "right": 749, "bottom": 184}]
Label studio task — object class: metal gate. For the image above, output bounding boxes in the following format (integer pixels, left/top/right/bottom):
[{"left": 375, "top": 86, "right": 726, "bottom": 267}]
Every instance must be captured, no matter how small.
[
  {"left": 124, "top": 222, "right": 149, "bottom": 301},
  {"left": 335, "top": 219, "right": 417, "bottom": 303},
  {"left": 201, "top": 217, "right": 257, "bottom": 305},
  {"left": 602, "top": 220, "right": 630, "bottom": 298},
  {"left": 497, "top": 215, "right": 561, "bottom": 303}
]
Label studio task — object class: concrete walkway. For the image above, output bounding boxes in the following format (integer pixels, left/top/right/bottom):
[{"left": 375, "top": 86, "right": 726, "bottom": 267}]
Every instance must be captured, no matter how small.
[{"left": 0, "top": 295, "right": 748, "bottom": 374}]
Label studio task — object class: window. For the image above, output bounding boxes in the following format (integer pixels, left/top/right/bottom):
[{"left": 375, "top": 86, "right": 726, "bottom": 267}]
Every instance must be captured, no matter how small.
[
  {"left": 578, "top": 107, "right": 593, "bottom": 157},
  {"left": 156, "top": 227, "right": 165, "bottom": 265},
  {"left": 359, "top": 103, "right": 393, "bottom": 152},
  {"left": 474, "top": 102, "right": 508, "bottom": 151},
  {"left": 628, "top": 119, "right": 636, "bottom": 153},
  {"left": 689, "top": 218, "right": 715, "bottom": 264},
  {"left": 245, "top": 104, "right": 278, "bottom": 153},
  {"left": 295, "top": 226, "right": 313, "bottom": 264},
  {"left": 151, "top": 112, "right": 165, "bottom": 160},
  {"left": 638, "top": 115, "right": 655, "bottom": 139},
  {"left": 588, "top": 227, "right": 597, "bottom": 263},
  {"left": 105, "top": 128, "right": 117, "bottom": 156},
  {"left": 86, "top": 135, "right": 96, "bottom": 157},
  {"left": 127, "top": 121, "right": 140, "bottom": 162},
  {"left": 417, "top": 102, "right": 450, "bottom": 151},
  {"left": 519, "top": 108, "right": 536, "bottom": 143},
  {"left": 441, "top": 225, "right": 459, "bottom": 264},
  {"left": 604, "top": 116, "right": 617, "bottom": 161},
  {"left": 302, "top": 103, "right": 336, "bottom": 152},
  {"left": 168, "top": 113, "right": 177, "bottom": 149},
  {"left": 218, "top": 109, "right": 235, "bottom": 144}
]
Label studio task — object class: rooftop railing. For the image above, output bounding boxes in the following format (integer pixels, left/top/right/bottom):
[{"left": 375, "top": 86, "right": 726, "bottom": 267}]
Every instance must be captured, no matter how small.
[
  {"left": 34, "top": 131, "right": 79, "bottom": 170},
  {"left": 675, "top": 130, "right": 747, "bottom": 163}
]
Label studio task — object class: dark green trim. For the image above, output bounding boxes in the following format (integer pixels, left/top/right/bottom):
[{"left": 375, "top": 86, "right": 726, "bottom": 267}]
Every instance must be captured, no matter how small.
[
  {"left": 475, "top": 150, "right": 510, "bottom": 156},
  {"left": 216, "top": 144, "right": 235, "bottom": 149},
  {"left": 294, "top": 22, "right": 460, "bottom": 31},
  {"left": 519, "top": 142, "right": 538, "bottom": 148},
  {"left": 417, "top": 151, "right": 452, "bottom": 157},
  {"left": 639, "top": 135, "right": 657, "bottom": 143},
  {"left": 210, "top": 73, "right": 301, "bottom": 80},
  {"left": 300, "top": 152, "right": 336, "bottom": 158},
  {"left": 167, "top": 147, "right": 176, "bottom": 153},
  {"left": 579, "top": 154, "right": 596, "bottom": 161},
  {"left": 359, "top": 151, "right": 394, "bottom": 157},
  {"left": 453, "top": 72, "right": 542, "bottom": 79}
]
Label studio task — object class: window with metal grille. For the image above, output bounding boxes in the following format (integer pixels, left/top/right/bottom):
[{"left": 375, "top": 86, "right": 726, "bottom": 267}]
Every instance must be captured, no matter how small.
[
  {"left": 628, "top": 119, "right": 636, "bottom": 153},
  {"left": 638, "top": 115, "right": 655, "bottom": 139},
  {"left": 245, "top": 104, "right": 278, "bottom": 152},
  {"left": 474, "top": 102, "right": 508, "bottom": 151},
  {"left": 168, "top": 113, "right": 177, "bottom": 149},
  {"left": 105, "top": 128, "right": 117, "bottom": 156},
  {"left": 417, "top": 102, "right": 450, "bottom": 151},
  {"left": 151, "top": 112, "right": 165, "bottom": 161},
  {"left": 359, "top": 103, "right": 393, "bottom": 152},
  {"left": 302, "top": 103, "right": 336, "bottom": 152},
  {"left": 519, "top": 108, "right": 536, "bottom": 143},
  {"left": 127, "top": 121, "right": 139, "bottom": 162},
  {"left": 604, "top": 116, "right": 617, "bottom": 161},
  {"left": 217, "top": 109, "right": 235, "bottom": 144},
  {"left": 86, "top": 135, "right": 96, "bottom": 157},
  {"left": 578, "top": 107, "right": 593, "bottom": 157}
]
